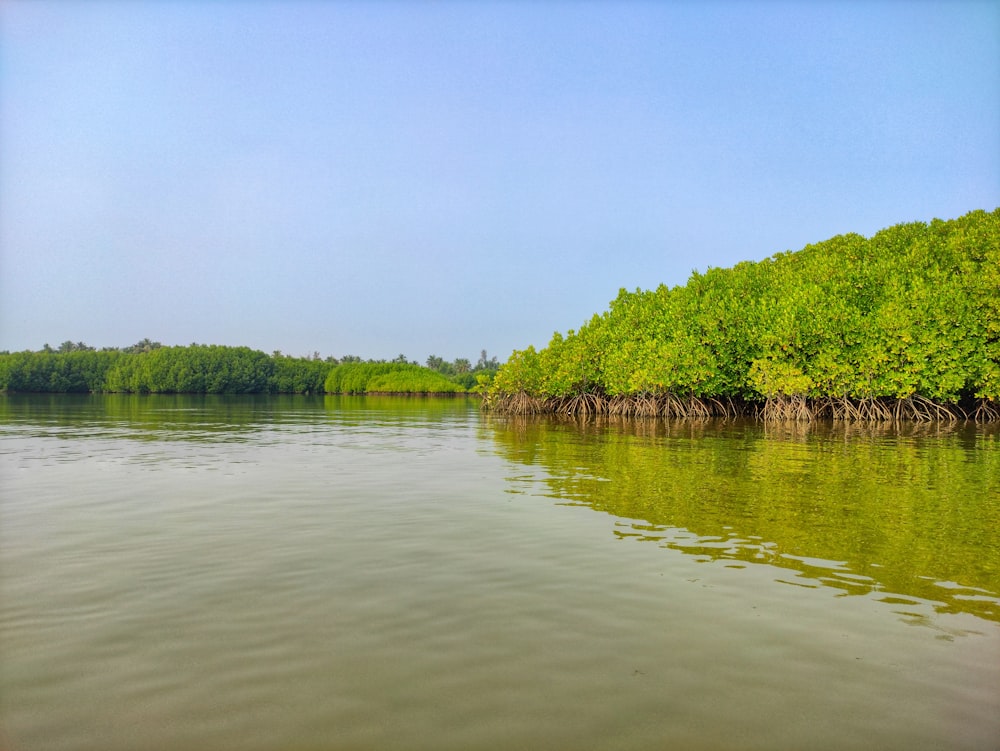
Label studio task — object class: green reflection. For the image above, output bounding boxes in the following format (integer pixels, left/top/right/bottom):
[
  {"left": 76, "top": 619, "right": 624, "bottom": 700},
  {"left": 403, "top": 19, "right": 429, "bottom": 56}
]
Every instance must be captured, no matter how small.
[
  {"left": 321, "top": 394, "right": 478, "bottom": 424},
  {"left": 0, "top": 393, "right": 304, "bottom": 435},
  {"left": 0, "top": 393, "right": 477, "bottom": 440},
  {"left": 485, "top": 415, "right": 1000, "bottom": 622}
]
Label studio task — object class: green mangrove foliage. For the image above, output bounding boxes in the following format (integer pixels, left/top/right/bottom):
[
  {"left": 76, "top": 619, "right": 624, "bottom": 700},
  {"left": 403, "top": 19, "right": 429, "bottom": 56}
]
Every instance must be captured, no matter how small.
[
  {"left": 104, "top": 345, "right": 275, "bottom": 394},
  {"left": 0, "top": 345, "right": 485, "bottom": 395},
  {"left": 485, "top": 209, "right": 1000, "bottom": 421},
  {"left": 324, "top": 363, "right": 466, "bottom": 394},
  {"left": 0, "top": 350, "right": 121, "bottom": 393},
  {"left": 271, "top": 354, "right": 331, "bottom": 394}
]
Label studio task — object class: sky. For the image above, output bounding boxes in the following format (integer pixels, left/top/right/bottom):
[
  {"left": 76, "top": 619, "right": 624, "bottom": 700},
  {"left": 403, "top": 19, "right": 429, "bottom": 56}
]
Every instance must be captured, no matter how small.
[{"left": 1, "top": 1, "right": 998, "bottom": 362}]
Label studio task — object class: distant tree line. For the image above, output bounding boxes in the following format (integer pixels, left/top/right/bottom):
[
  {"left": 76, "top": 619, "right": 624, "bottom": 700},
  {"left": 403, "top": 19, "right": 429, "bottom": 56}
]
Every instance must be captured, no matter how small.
[
  {"left": 485, "top": 208, "right": 1000, "bottom": 421},
  {"left": 0, "top": 341, "right": 502, "bottom": 395},
  {"left": 325, "top": 362, "right": 467, "bottom": 394},
  {"left": 425, "top": 349, "right": 500, "bottom": 390}
]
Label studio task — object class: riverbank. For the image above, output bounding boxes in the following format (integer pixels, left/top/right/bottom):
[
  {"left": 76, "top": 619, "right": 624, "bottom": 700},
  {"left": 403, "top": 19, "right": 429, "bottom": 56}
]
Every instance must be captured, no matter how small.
[{"left": 482, "top": 391, "right": 999, "bottom": 422}]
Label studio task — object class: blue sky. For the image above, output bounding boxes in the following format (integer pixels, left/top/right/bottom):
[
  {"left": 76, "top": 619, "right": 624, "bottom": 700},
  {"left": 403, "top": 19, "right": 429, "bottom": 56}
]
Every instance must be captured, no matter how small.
[{"left": 2, "top": 1, "right": 997, "bottom": 362}]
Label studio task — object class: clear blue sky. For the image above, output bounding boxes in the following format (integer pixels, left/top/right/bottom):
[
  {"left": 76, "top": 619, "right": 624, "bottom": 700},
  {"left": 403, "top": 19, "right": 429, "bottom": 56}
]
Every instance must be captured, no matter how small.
[{"left": 2, "top": 1, "right": 997, "bottom": 362}]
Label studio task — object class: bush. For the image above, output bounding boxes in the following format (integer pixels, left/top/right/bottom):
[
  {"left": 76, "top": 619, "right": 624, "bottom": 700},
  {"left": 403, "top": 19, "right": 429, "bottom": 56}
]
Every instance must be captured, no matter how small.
[{"left": 487, "top": 208, "right": 1000, "bottom": 417}]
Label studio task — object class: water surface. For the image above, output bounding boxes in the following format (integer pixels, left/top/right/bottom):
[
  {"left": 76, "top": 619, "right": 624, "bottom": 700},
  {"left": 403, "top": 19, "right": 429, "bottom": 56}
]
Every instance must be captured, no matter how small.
[{"left": 1, "top": 395, "right": 997, "bottom": 750}]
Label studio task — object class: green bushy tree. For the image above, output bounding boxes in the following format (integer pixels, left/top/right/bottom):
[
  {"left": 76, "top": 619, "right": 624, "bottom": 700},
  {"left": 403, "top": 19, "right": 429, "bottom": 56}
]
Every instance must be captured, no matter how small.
[{"left": 487, "top": 208, "right": 1000, "bottom": 419}]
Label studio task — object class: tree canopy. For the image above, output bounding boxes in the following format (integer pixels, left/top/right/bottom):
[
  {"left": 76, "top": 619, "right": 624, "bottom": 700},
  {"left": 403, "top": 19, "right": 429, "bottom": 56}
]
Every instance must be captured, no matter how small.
[
  {"left": 485, "top": 208, "right": 1000, "bottom": 421},
  {"left": 1, "top": 347, "right": 496, "bottom": 395}
]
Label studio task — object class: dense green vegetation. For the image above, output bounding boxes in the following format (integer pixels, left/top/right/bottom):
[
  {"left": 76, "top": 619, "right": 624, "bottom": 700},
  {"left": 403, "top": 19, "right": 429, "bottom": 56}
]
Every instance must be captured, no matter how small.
[
  {"left": 0, "top": 343, "right": 499, "bottom": 395},
  {"left": 485, "top": 208, "right": 1000, "bottom": 421},
  {"left": 0, "top": 349, "right": 121, "bottom": 393},
  {"left": 104, "top": 345, "right": 276, "bottom": 394},
  {"left": 324, "top": 362, "right": 465, "bottom": 394}
]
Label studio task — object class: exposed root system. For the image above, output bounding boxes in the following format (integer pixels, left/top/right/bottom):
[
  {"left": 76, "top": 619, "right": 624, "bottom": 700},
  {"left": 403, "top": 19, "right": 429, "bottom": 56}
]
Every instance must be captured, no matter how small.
[
  {"left": 481, "top": 390, "right": 545, "bottom": 415},
  {"left": 972, "top": 398, "right": 1000, "bottom": 423},
  {"left": 485, "top": 391, "right": 991, "bottom": 423},
  {"left": 761, "top": 394, "right": 813, "bottom": 422}
]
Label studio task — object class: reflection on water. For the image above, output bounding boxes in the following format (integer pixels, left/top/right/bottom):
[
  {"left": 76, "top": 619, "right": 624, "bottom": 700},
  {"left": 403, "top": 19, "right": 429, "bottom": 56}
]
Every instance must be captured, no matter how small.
[
  {"left": 485, "top": 414, "right": 1000, "bottom": 624},
  {"left": 0, "top": 394, "right": 480, "bottom": 471},
  {"left": 2, "top": 395, "right": 998, "bottom": 751},
  {"left": 0, "top": 393, "right": 476, "bottom": 437}
]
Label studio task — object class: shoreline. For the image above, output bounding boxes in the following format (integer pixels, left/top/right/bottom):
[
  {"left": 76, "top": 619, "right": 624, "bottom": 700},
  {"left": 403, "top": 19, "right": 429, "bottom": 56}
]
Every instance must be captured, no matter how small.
[{"left": 482, "top": 390, "right": 999, "bottom": 423}]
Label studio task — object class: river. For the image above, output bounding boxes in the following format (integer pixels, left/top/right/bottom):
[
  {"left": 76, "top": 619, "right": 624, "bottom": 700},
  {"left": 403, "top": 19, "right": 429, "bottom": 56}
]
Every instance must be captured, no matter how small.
[{"left": 1, "top": 394, "right": 997, "bottom": 750}]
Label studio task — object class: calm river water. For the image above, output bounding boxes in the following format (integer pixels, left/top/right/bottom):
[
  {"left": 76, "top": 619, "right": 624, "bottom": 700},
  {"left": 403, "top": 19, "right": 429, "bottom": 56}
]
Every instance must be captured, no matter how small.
[{"left": 1, "top": 394, "right": 998, "bottom": 750}]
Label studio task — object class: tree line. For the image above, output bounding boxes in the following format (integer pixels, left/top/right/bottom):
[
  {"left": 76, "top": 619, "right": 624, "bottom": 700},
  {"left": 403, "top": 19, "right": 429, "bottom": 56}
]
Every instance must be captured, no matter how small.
[
  {"left": 0, "top": 343, "right": 501, "bottom": 395},
  {"left": 484, "top": 208, "right": 1000, "bottom": 421}
]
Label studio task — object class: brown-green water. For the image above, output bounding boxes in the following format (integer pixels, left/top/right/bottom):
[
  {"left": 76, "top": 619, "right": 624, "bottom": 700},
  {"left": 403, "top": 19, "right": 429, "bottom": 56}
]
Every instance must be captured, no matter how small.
[{"left": 1, "top": 395, "right": 997, "bottom": 750}]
